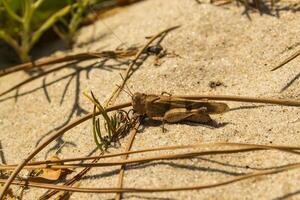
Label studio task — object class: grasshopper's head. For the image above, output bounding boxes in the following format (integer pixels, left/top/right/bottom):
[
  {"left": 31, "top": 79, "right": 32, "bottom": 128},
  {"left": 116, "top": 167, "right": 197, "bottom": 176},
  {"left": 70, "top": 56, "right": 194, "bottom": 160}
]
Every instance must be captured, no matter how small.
[{"left": 132, "top": 92, "right": 146, "bottom": 114}]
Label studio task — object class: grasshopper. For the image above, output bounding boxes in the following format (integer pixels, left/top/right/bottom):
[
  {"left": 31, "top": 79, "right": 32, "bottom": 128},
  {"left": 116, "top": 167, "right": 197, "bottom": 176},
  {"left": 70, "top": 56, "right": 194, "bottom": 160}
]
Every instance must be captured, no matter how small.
[{"left": 131, "top": 92, "right": 229, "bottom": 127}]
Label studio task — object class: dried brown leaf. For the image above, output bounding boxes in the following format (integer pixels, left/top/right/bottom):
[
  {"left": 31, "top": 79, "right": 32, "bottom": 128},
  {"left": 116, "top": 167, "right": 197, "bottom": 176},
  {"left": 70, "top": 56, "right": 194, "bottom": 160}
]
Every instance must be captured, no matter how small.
[{"left": 28, "top": 156, "right": 73, "bottom": 183}]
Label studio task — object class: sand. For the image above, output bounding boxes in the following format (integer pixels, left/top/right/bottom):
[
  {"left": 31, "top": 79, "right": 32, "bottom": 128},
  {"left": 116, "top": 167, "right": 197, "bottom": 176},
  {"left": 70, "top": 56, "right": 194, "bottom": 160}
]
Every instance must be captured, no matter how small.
[{"left": 0, "top": 0, "right": 300, "bottom": 199}]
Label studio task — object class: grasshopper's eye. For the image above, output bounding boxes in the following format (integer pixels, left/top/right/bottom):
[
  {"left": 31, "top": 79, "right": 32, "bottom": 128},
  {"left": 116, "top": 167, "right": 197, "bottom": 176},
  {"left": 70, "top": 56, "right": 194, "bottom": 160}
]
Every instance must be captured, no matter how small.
[
  {"left": 132, "top": 92, "right": 146, "bottom": 113},
  {"left": 132, "top": 92, "right": 141, "bottom": 102}
]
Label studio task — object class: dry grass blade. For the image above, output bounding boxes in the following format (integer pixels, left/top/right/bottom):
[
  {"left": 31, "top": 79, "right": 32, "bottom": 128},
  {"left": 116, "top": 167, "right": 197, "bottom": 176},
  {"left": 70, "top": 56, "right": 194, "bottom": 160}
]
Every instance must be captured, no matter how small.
[
  {"left": 177, "top": 94, "right": 300, "bottom": 107},
  {"left": 271, "top": 49, "right": 300, "bottom": 71},
  {"left": 2, "top": 162, "right": 300, "bottom": 193},
  {"left": 53, "top": 182, "right": 80, "bottom": 200},
  {"left": 0, "top": 50, "right": 137, "bottom": 78},
  {"left": 115, "top": 119, "right": 141, "bottom": 200},
  {"left": 1, "top": 143, "right": 300, "bottom": 170},
  {"left": 2, "top": 142, "right": 300, "bottom": 169}
]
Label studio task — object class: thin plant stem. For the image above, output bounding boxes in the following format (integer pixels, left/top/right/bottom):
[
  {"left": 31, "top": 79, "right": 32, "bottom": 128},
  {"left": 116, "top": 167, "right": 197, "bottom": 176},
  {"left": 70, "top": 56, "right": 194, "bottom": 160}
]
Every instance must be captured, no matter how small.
[
  {"left": 271, "top": 49, "right": 300, "bottom": 71},
  {"left": 1, "top": 145, "right": 300, "bottom": 170},
  {"left": 2, "top": 0, "right": 23, "bottom": 22},
  {"left": 31, "top": 5, "right": 72, "bottom": 48},
  {"left": 2, "top": 141, "right": 300, "bottom": 168},
  {"left": 0, "top": 50, "right": 137, "bottom": 77},
  {"left": 115, "top": 119, "right": 141, "bottom": 200},
  {"left": 1, "top": 162, "right": 300, "bottom": 193},
  {"left": 176, "top": 95, "right": 300, "bottom": 107}
]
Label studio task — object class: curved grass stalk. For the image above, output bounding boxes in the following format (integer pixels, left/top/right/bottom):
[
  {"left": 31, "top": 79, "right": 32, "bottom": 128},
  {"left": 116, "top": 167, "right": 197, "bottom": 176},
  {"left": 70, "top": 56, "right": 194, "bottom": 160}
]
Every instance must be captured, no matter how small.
[
  {"left": 1, "top": 0, "right": 23, "bottom": 22},
  {"left": 1, "top": 160, "right": 300, "bottom": 194},
  {"left": 0, "top": 49, "right": 137, "bottom": 77},
  {"left": 0, "top": 30, "right": 20, "bottom": 54},
  {"left": 271, "top": 49, "right": 300, "bottom": 71},
  {"left": 33, "top": 0, "right": 45, "bottom": 9},
  {"left": 31, "top": 5, "right": 72, "bottom": 48},
  {"left": 1, "top": 142, "right": 300, "bottom": 170},
  {"left": 177, "top": 95, "right": 300, "bottom": 107},
  {"left": 92, "top": 105, "right": 103, "bottom": 150}
]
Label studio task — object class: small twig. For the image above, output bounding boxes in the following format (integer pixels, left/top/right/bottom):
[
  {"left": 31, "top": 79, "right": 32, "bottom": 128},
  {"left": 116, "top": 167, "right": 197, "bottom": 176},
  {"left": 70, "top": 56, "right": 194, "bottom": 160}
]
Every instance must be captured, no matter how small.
[
  {"left": 271, "top": 49, "right": 300, "bottom": 71},
  {"left": 1, "top": 144, "right": 300, "bottom": 170},
  {"left": 0, "top": 50, "right": 137, "bottom": 78},
  {"left": 2, "top": 142, "right": 300, "bottom": 169},
  {"left": 54, "top": 141, "right": 66, "bottom": 155},
  {"left": 115, "top": 119, "right": 141, "bottom": 200},
  {"left": 176, "top": 94, "right": 300, "bottom": 107},
  {"left": 2, "top": 162, "right": 300, "bottom": 193}
]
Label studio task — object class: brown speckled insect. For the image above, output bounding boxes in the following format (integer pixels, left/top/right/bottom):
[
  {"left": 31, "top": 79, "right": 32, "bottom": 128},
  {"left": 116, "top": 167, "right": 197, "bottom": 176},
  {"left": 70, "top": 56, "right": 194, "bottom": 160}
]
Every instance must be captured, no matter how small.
[{"left": 132, "top": 92, "right": 229, "bottom": 129}]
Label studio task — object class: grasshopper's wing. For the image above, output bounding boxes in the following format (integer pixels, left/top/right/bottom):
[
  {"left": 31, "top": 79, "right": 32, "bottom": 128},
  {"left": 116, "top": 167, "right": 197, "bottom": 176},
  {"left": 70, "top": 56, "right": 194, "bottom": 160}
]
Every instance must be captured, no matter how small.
[
  {"left": 200, "top": 101, "right": 229, "bottom": 114},
  {"left": 155, "top": 97, "right": 229, "bottom": 114}
]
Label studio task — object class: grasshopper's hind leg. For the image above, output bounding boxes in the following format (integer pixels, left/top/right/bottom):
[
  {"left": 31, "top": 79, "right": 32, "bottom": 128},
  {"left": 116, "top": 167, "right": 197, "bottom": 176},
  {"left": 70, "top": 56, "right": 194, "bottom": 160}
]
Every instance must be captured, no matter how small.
[
  {"left": 185, "top": 112, "right": 212, "bottom": 123},
  {"left": 152, "top": 108, "right": 212, "bottom": 132},
  {"left": 163, "top": 108, "right": 211, "bottom": 123}
]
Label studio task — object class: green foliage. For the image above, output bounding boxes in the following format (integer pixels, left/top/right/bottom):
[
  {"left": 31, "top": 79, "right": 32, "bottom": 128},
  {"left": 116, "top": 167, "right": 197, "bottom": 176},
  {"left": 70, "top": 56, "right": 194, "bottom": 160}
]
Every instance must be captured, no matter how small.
[
  {"left": 90, "top": 91, "right": 118, "bottom": 151},
  {"left": 53, "top": 0, "right": 93, "bottom": 46},
  {"left": 88, "top": 91, "right": 136, "bottom": 152},
  {"left": 0, "top": 0, "right": 93, "bottom": 62}
]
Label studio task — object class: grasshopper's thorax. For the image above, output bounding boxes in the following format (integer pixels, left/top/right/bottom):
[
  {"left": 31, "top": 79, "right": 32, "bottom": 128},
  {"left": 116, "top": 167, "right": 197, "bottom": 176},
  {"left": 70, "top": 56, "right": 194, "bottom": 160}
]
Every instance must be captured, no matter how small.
[{"left": 132, "top": 92, "right": 147, "bottom": 115}]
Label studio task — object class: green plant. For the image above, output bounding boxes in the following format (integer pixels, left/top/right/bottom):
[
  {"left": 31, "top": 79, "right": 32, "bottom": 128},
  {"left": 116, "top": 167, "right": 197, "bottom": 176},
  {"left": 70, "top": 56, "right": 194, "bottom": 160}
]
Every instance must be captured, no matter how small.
[
  {"left": 84, "top": 91, "right": 137, "bottom": 151},
  {"left": 0, "top": 0, "right": 73, "bottom": 62},
  {"left": 53, "top": 0, "right": 93, "bottom": 46}
]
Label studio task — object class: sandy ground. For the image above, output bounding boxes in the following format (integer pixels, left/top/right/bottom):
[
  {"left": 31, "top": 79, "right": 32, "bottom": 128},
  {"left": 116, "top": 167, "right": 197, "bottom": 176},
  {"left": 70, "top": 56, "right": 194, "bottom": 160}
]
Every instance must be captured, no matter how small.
[{"left": 0, "top": 0, "right": 300, "bottom": 199}]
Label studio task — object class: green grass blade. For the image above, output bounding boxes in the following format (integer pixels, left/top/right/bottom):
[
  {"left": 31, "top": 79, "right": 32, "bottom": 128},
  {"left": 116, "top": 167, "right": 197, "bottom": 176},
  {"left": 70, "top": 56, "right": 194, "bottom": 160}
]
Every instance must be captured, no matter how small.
[
  {"left": 2, "top": 0, "right": 23, "bottom": 22},
  {"left": 31, "top": 4, "right": 71, "bottom": 47}
]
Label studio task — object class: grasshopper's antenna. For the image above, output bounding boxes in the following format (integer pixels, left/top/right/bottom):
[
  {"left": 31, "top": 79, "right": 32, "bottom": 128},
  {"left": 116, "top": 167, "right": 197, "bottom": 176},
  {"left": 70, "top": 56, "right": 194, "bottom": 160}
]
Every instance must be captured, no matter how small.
[
  {"left": 115, "top": 84, "right": 133, "bottom": 98},
  {"left": 119, "top": 73, "right": 134, "bottom": 96},
  {"left": 100, "top": 17, "right": 128, "bottom": 48}
]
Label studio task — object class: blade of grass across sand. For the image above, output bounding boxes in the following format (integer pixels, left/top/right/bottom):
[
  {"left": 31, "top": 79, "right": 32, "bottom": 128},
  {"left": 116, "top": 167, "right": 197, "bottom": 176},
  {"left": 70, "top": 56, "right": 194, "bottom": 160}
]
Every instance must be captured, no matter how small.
[
  {"left": 1, "top": 160, "right": 300, "bottom": 194},
  {"left": 1, "top": 142, "right": 300, "bottom": 170},
  {"left": 115, "top": 120, "right": 141, "bottom": 200},
  {"left": 176, "top": 95, "right": 300, "bottom": 107},
  {"left": 271, "top": 49, "right": 300, "bottom": 71},
  {"left": 0, "top": 50, "right": 137, "bottom": 78}
]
